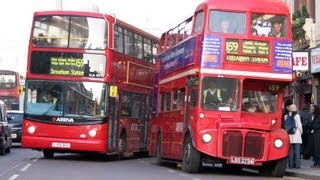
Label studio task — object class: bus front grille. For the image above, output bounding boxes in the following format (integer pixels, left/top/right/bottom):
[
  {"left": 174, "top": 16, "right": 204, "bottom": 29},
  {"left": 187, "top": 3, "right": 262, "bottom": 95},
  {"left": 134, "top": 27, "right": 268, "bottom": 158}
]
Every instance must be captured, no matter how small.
[
  {"left": 244, "top": 132, "right": 264, "bottom": 159},
  {"left": 222, "top": 130, "right": 264, "bottom": 159},
  {"left": 222, "top": 131, "right": 243, "bottom": 157}
]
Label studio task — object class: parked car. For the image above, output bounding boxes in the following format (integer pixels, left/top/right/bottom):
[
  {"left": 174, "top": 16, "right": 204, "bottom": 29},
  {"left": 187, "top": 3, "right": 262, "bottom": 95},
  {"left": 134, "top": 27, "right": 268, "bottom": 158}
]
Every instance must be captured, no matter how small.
[
  {"left": 7, "top": 110, "right": 23, "bottom": 143},
  {"left": 0, "top": 100, "right": 12, "bottom": 155}
]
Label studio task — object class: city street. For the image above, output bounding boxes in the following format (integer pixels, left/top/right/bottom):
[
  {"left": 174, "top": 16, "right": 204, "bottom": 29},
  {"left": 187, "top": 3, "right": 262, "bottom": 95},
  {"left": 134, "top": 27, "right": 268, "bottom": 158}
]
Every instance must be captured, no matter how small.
[{"left": 0, "top": 145, "right": 308, "bottom": 180}]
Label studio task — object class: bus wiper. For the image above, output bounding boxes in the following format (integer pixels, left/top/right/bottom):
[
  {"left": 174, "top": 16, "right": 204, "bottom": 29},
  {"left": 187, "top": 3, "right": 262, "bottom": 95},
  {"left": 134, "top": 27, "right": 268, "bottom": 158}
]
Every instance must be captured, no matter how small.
[{"left": 41, "top": 104, "right": 56, "bottom": 116}]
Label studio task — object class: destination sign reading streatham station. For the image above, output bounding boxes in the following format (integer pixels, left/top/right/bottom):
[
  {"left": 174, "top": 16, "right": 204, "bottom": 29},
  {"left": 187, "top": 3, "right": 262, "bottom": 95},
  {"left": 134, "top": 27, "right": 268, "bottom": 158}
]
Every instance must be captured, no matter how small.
[
  {"left": 50, "top": 57, "right": 85, "bottom": 76},
  {"left": 242, "top": 40, "right": 269, "bottom": 55},
  {"left": 225, "top": 39, "right": 270, "bottom": 64}
]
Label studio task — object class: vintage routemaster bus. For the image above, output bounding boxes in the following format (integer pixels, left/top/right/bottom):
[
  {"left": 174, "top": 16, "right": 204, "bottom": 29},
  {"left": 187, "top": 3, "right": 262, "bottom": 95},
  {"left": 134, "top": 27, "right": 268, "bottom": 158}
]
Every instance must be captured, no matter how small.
[
  {"left": 22, "top": 11, "right": 158, "bottom": 159},
  {"left": 0, "top": 70, "right": 25, "bottom": 110},
  {"left": 149, "top": 0, "right": 293, "bottom": 177}
]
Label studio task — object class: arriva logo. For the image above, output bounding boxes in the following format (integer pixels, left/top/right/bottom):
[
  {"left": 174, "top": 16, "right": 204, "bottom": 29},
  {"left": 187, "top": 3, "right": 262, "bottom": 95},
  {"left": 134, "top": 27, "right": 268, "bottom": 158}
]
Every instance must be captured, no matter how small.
[{"left": 56, "top": 117, "right": 75, "bottom": 123}]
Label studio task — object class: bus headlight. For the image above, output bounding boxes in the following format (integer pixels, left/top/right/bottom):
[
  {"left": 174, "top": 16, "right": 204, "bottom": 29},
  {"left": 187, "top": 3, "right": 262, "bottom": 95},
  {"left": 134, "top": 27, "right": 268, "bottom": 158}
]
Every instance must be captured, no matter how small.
[
  {"left": 89, "top": 129, "right": 97, "bottom": 137},
  {"left": 202, "top": 133, "right": 212, "bottom": 143},
  {"left": 28, "top": 126, "right": 36, "bottom": 134},
  {"left": 274, "top": 139, "right": 283, "bottom": 148},
  {"left": 271, "top": 119, "right": 276, "bottom": 126},
  {"left": 199, "top": 113, "right": 205, "bottom": 119}
]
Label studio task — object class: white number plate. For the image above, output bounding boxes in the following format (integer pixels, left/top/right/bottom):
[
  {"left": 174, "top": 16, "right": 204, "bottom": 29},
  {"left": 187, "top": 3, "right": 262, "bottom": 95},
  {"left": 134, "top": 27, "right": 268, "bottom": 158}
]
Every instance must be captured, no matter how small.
[
  {"left": 11, "top": 134, "right": 17, "bottom": 139},
  {"left": 52, "top": 142, "right": 71, "bottom": 148},
  {"left": 230, "top": 157, "right": 255, "bottom": 165}
]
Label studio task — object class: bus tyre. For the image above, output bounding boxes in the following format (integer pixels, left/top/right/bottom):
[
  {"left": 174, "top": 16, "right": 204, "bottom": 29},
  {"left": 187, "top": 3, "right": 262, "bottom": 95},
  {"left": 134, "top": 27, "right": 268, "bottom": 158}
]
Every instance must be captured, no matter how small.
[
  {"left": 118, "top": 133, "right": 127, "bottom": 160},
  {"left": 5, "top": 147, "right": 10, "bottom": 153},
  {"left": 182, "top": 135, "right": 201, "bottom": 173},
  {"left": 0, "top": 146, "right": 5, "bottom": 156},
  {"left": 43, "top": 150, "right": 54, "bottom": 159},
  {"left": 260, "top": 157, "right": 287, "bottom": 177},
  {"left": 156, "top": 134, "right": 164, "bottom": 166}
]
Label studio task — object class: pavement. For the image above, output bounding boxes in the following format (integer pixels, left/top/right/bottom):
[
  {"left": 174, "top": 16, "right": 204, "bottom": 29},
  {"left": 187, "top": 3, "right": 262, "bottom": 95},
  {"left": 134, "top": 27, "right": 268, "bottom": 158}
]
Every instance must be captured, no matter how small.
[{"left": 285, "top": 158, "right": 320, "bottom": 180}]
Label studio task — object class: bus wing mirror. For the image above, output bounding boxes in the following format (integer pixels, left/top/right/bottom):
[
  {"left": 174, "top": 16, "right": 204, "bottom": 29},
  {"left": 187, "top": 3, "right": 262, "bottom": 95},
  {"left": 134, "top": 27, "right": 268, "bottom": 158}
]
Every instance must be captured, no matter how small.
[
  {"left": 18, "top": 86, "right": 24, "bottom": 95},
  {"left": 109, "top": 86, "right": 118, "bottom": 98}
]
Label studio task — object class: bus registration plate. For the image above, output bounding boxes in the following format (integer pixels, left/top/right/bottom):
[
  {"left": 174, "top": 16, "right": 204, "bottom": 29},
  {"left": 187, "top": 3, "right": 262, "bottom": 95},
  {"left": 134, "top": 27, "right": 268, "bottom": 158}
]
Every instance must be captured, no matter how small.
[
  {"left": 52, "top": 142, "right": 71, "bottom": 148},
  {"left": 230, "top": 157, "right": 255, "bottom": 165}
]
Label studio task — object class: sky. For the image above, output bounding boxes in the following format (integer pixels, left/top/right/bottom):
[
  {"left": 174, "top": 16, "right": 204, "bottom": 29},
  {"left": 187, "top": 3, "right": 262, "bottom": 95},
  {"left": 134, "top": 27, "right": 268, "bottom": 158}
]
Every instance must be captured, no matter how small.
[{"left": 0, "top": 0, "right": 204, "bottom": 74}]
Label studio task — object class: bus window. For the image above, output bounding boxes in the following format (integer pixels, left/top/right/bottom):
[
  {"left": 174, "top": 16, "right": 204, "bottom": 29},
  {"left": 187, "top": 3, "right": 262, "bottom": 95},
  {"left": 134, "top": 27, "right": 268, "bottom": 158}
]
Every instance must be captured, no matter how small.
[
  {"left": 114, "top": 25, "right": 124, "bottom": 53},
  {"left": 160, "top": 93, "right": 171, "bottom": 112},
  {"left": 172, "top": 88, "right": 185, "bottom": 110},
  {"left": 209, "top": 11, "right": 246, "bottom": 34},
  {"left": 124, "top": 29, "right": 134, "bottom": 56},
  {"left": 193, "top": 11, "right": 204, "bottom": 33},
  {"left": 251, "top": 14, "right": 287, "bottom": 38},
  {"left": 242, "top": 90, "right": 278, "bottom": 113},
  {"left": 32, "top": 16, "right": 107, "bottom": 49},
  {"left": 201, "top": 77, "right": 239, "bottom": 111}
]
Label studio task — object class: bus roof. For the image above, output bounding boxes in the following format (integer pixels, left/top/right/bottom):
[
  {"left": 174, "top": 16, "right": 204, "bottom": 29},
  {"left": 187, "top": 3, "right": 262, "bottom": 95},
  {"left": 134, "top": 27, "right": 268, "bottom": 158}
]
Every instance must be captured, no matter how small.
[
  {"left": 33, "top": 11, "right": 159, "bottom": 40},
  {"left": 196, "top": 0, "right": 290, "bottom": 15}
]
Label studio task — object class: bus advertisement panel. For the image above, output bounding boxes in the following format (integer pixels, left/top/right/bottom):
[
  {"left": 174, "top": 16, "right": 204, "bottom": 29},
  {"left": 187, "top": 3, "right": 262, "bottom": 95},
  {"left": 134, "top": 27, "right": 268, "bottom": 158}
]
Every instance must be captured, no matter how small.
[
  {"left": 150, "top": 0, "right": 292, "bottom": 177},
  {"left": 22, "top": 11, "right": 158, "bottom": 159}
]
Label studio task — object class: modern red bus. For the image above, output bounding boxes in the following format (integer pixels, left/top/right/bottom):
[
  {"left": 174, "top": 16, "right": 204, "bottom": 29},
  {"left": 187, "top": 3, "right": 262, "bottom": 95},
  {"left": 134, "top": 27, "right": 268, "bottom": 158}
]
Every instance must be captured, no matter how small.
[
  {"left": 0, "top": 70, "right": 25, "bottom": 110},
  {"left": 149, "top": 0, "right": 292, "bottom": 177},
  {"left": 22, "top": 11, "right": 158, "bottom": 159}
]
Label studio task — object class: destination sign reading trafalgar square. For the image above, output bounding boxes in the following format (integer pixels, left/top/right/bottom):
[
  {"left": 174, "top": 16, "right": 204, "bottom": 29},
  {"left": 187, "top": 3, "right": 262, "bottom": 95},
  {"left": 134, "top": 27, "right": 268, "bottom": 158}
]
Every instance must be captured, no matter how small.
[{"left": 50, "top": 57, "right": 85, "bottom": 76}]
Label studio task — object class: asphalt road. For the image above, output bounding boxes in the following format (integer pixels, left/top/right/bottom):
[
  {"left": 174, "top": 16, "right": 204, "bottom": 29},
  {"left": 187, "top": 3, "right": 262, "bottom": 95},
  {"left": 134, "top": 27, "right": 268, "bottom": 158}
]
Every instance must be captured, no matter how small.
[{"left": 0, "top": 145, "right": 308, "bottom": 180}]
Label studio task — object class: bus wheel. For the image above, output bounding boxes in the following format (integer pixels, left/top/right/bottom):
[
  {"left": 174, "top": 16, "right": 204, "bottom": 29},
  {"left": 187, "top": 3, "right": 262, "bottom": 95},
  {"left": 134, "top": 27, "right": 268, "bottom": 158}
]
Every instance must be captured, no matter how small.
[
  {"left": 43, "top": 150, "right": 54, "bottom": 159},
  {"left": 0, "top": 146, "right": 5, "bottom": 155},
  {"left": 118, "top": 133, "right": 127, "bottom": 160},
  {"left": 260, "top": 157, "right": 287, "bottom": 177},
  {"left": 156, "top": 134, "right": 164, "bottom": 166},
  {"left": 5, "top": 146, "right": 10, "bottom": 153},
  {"left": 182, "top": 135, "right": 201, "bottom": 173}
]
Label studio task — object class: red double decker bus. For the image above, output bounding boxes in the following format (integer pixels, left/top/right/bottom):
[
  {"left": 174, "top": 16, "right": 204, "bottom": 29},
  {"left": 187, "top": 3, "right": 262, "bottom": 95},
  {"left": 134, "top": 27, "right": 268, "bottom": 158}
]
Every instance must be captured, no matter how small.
[
  {"left": 0, "top": 70, "right": 25, "bottom": 110},
  {"left": 149, "top": 0, "right": 292, "bottom": 177},
  {"left": 22, "top": 11, "right": 158, "bottom": 159}
]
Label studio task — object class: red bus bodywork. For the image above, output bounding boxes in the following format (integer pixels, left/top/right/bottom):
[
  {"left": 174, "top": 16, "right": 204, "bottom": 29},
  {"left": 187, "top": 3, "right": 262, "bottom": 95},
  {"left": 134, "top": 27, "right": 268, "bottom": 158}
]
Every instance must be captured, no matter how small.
[
  {"left": 22, "top": 11, "right": 158, "bottom": 158},
  {"left": 150, "top": 0, "right": 292, "bottom": 177}
]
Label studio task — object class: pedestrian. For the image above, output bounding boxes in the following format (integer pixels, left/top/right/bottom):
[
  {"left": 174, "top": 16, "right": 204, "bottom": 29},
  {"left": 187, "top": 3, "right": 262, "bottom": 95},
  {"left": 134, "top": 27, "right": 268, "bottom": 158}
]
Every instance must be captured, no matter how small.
[
  {"left": 302, "top": 104, "right": 314, "bottom": 159},
  {"left": 285, "top": 104, "right": 303, "bottom": 168},
  {"left": 300, "top": 104, "right": 311, "bottom": 159},
  {"left": 282, "top": 99, "right": 293, "bottom": 129},
  {"left": 310, "top": 105, "right": 320, "bottom": 168}
]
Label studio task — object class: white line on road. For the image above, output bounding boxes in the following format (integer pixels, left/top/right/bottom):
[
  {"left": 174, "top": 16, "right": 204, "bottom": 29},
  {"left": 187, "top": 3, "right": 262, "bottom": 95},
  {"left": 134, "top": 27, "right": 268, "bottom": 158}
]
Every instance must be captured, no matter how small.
[
  {"left": 192, "top": 178, "right": 201, "bottom": 180},
  {"left": 32, "top": 159, "right": 38, "bottom": 163},
  {"left": 168, "top": 169, "right": 176, "bottom": 174},
  {"left": 8, "top": 174, "right": 19, "bottom": 180},
  {"left": 20, "top": 164, "right": 32, "bottom": 172},
  {"left": 284, "top": 177, "right": 311, "bottom": 180}
]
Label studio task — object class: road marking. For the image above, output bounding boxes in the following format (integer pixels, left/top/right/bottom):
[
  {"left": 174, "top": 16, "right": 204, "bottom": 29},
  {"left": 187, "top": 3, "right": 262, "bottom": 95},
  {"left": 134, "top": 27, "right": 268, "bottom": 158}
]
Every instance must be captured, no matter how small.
[
  {"left": 285, "top": 176, "right": 311, "bottom": 180},
  {"left": 32, "top": 159, "right": 38, "bottom": 163},
  {"left": 8, "top": 174, "right": 19, "bottom": 180},
  {"left": 168, "top": 169, "right": 176, "bottom": 174},
  {"left": 192, "top": 178, "right": 201, "bottom": 180},
  {"left": 20, "top": 164, "right": 32, "bottom": 171},
  {"left": 178, "top": 173, "right": 188, "bottom": 177}
]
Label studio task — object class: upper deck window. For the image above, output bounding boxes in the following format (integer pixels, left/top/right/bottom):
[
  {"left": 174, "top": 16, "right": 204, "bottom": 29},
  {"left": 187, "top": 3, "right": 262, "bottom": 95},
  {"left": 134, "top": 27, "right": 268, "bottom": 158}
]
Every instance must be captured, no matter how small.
[
  {"left": 209, "top": 11, "right": 246, "bottom": 34},
  {"left": 194, "top": 11, "right": 204, "bottom": 33},
  {"left": 251, "top": 14, "right": 287, "bottom": 38},
  {"left": 32, "top": 16, "right": 108, "bottom": 49}
]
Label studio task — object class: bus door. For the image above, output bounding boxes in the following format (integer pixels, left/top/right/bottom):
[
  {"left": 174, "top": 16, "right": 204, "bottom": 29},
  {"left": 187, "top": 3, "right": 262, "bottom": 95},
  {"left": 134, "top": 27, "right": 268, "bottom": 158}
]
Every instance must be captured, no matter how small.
[
  {"left": 171, "top": 87, "right": 186, "bottom": 156},
  {"left": 139, "top": 96, "right": 151, "bottom": 151},
  {"left": 108, "top": 88, "right": 119, "bottom": 153},
  {"left": 185, "top": 76, "right": 199, "bottom": 128}
]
